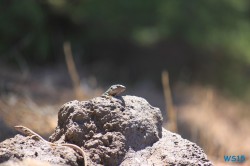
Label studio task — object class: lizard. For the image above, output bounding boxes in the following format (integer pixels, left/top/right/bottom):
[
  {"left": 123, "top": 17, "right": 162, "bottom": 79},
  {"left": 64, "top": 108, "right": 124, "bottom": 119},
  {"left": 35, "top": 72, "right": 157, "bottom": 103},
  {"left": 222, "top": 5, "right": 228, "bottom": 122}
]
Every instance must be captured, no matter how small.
[
  {"left": 14, "top": 125, "right": 87, "bottom": 166},
  {"left": 101, "top": 84, "right": 126, "bottom": 97}
]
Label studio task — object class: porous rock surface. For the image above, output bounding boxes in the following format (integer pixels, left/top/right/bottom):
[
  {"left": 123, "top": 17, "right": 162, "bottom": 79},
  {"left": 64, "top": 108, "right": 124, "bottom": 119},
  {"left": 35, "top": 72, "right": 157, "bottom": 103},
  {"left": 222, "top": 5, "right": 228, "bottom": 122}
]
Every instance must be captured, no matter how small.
[
  {"left": 0, "top": 95, "right": 213, "bottom": 166},
  {"left": 121, "top": 129, "right": 212, "bottom": 166},
  {"left": 0, "top": 135, "right": 83, "bottom": 166}
]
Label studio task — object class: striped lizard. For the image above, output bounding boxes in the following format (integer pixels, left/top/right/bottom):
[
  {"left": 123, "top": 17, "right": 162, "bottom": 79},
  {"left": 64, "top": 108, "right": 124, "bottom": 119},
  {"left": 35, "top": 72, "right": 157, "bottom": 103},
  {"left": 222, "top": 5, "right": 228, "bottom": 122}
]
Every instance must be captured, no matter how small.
[{"left": 14, "top": 125, "right": 87, "bottom": 166}]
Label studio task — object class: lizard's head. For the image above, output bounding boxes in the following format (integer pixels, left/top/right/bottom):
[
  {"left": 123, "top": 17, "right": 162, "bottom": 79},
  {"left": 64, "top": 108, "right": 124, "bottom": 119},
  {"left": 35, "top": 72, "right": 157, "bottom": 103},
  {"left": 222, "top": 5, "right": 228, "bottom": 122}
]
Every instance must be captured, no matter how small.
[{"left": 109, "top": 84, "right": 126, "bottom": 96}]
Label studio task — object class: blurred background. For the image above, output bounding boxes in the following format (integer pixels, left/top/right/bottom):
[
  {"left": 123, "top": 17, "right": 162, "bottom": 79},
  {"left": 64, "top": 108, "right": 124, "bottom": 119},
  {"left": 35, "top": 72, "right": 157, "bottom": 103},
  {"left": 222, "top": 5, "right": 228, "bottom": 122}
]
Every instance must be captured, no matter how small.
[{"left": 1, "top": 0, "right": 250, "bottom": 165}]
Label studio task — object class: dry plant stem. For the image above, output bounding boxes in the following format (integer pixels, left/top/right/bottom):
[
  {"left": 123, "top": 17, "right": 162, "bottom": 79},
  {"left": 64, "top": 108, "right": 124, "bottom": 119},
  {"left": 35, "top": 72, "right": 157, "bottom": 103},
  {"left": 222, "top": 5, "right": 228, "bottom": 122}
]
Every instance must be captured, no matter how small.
[
  {"left": 63, "top": 41, "right": 85, "bottom": 100},
  {"left": 161, "top": 70, "right": 177, "bottom": 132},
  {"left": 14, "top": 125, "right": 87, "bottom": 166}
]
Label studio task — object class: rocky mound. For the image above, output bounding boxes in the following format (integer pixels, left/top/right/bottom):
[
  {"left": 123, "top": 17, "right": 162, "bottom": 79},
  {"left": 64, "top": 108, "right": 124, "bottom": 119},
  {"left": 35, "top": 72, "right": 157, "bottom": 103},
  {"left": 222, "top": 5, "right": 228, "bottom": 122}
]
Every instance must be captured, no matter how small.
[{"left": 0, "top": 95, "right": 213, "bottom": 166}]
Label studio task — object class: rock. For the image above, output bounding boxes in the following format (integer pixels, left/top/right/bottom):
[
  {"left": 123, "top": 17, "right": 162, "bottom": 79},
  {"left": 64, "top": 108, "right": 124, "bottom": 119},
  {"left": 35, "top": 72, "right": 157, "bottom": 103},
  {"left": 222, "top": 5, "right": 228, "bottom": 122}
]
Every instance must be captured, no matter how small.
[
  {"left": 0, "top": 158, "right": 54, "bottom": 166},
  {"left": 0, "top": 95, "right": 213, "bottom": 166},
  {"left": 0, "top": 135, "right": 83, "bottom": 166},
  {"left": 121, "top": 129, "right": 212, "bottom": 166},
  {"left": 49, "top": 95, "right": 163, "bottom": 165}
]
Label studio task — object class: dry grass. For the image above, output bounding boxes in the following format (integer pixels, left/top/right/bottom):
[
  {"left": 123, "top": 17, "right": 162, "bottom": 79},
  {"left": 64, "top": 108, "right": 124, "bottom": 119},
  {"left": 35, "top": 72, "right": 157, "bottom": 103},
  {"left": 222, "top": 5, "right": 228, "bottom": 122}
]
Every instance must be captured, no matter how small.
[
  {"left": 0, "top": 95, "right": 58, "bottom": 135},
  {"left": 161, "top": 70, "right": 177, "bottom": 132},
  {"left": 176, "top": 85, "right": 250, "bottom": 164},
  {"left": 63, "top": 41, "right": 86, "bottom": 100}
]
